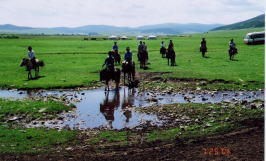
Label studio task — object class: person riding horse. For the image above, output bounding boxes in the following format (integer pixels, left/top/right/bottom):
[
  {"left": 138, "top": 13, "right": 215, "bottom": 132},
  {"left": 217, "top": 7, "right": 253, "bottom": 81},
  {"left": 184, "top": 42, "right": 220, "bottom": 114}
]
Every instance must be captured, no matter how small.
[
  {"left": 228, "top": 39, "right": 238, "bottom": 60},
  {"left": 112, "top": 42, "right": 121, "bottom": 64},
  {"left": 167, "top": 40, "right": 176, "bottom": 66},
  {"left": 112, "top": 42, "right": 119, "bottom": 52},
  {"left": 200, "top": 38, "right": 207, "bottom": 57},
  {"left": 160, "top": 41, "right": 166, "bottom": 58},
  {"left": 122, "top": 47, "right": 135, "bottom": 83},
  {"left": 27, "top": 46, "right": 36, "bottom": 68},
  {"left": 101, "top": 51, "right": 120, "bottom": 91},
  {"left": 138, "top": 41, "right": 148, "bottom": 68},
  {"left": 102, "top": 51, "right": 115, "bottom": 73}
]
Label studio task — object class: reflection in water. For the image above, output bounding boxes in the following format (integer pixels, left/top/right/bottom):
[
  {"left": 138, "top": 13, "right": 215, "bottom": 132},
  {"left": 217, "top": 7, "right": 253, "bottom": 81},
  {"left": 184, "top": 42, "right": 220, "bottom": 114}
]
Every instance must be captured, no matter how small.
[
  {"left": 99, "top": 89, "right": 136, "bottom": 128},
  {"left": 100, "top": 91, "right": 120, "bottom": 128},
  {"left": 0, "top": 88, "right": 263, "bottom": 129},
  {"left": 122, "top": 88, "right": 135, "bottom": 123}
]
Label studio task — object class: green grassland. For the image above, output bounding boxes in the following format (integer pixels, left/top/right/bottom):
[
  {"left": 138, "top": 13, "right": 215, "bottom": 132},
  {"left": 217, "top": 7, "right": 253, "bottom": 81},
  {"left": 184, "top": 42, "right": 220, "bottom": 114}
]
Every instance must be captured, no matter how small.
[
  {"left": 0, "top": 98, "right": 77, "bottom": 153},
  {"left": 0, "top": 28, "right": 264, "bottom": 89}
]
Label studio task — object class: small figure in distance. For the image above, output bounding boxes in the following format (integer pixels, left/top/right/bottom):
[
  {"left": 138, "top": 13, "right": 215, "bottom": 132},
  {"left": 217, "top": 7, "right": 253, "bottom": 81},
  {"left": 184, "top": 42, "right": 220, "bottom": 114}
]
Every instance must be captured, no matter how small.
[
  {"left": 200, "top": 38, "right": 207, "bottom": 58},
  {"left": 167, "top": 40, "right": 176, "bottom": 66},
  {"left": 228, "top": 39, "right": 238, "bottom": 60},
  {"left": 160, "top": 41, "right": 167, "bottom": 58}
]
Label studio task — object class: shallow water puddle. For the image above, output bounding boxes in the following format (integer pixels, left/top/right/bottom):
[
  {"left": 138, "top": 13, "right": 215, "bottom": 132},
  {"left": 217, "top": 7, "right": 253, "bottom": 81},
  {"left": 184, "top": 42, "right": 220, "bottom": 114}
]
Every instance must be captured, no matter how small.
[{"left": 0, "top": 88, "right": 264, "bottom": 130}]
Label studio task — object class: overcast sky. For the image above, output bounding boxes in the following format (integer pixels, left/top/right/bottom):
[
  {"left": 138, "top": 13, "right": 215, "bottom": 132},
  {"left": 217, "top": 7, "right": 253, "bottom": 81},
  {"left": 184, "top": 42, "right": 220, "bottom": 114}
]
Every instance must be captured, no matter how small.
[{"left": 0, "top": 0, "right": 264, "bottom": 27}]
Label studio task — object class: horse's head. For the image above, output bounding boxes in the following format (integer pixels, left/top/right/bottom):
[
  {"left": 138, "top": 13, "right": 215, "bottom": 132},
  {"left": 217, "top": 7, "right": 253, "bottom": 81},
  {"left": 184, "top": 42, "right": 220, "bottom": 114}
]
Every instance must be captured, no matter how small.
[{"left": 20, "top": 58, "right": 28, "bottom": 67}]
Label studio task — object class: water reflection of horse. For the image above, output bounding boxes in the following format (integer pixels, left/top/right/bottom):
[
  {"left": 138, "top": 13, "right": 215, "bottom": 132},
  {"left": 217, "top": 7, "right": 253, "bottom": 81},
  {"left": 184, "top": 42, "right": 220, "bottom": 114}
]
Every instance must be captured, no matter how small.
[
  {"left": 99, "top": 89, "right": 135, "bottom": 128},
  {"left": 100, "top": 91, "right": 120, "bottom": 128},
  {"left": 20, "top": 58, "right": 45, "bottom": 80},
  {"left": 121, "top": 89, "right": 135, "bottom": 123}
]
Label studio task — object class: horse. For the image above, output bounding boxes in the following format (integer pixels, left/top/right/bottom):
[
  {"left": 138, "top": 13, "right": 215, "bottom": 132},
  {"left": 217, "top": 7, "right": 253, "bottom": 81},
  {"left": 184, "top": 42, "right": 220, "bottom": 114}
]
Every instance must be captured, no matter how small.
[
  {"left": 122, "top": 61, "right": 135, "bottom": 85},
  {"left": 166, "top": 48, "right": 176, "bottom": 66},
  {"left": 20, "top": 58, "right": 45, "bottom": 80},
  {"left": 100, "top": 68, "right": 120, "bottom": 91},
  {"left": 110, "top": 50, "right": 121, "bottom": 65},
  {"left": 200, "top": 46, "right": 207, "bottom": 58},
  {"left": 228, "top": 48, "right": 238, "bottom": 60},
  {"left": 139, "top": 51, "right": 148, "bottom": 69},
  {"left": 160, "top": 47, "right": 167, "bottom": 58}
]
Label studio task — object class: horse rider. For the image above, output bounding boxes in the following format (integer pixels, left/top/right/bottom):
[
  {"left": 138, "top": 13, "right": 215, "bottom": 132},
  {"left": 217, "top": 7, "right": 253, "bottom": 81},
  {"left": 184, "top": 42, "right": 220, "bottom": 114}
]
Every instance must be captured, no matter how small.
[
  {"left": 160, "top": 41, "right": 166, "bottom": 58},
  {"left": 138, "top": 41, "right": 144, "bottom": 61},
  {"left": 124, "top": 47, "right": 133, "bottom": 64},
  {"left": 229, "top": 39, "right": 238, "bottom": 53},
  {"left": 143, "top": 42, "right": 149, "bottom": 61},
  {"left": 102, "top": 51, "right": 115, "bottom": 73},
  {"left": 168, "top": 40, "right": 174, "bottom": 49},
  {"left": 168, "top": 40, "right": 176, "bottom": 66},
  {"left": 200, "top": 38, "right": 207, "bottom": 57},
  {"left": 112, "top": 42, "right": 119, "bottom": 52},
  {"left": 27, "top": 46, "right": 36, "bottom": 68}
]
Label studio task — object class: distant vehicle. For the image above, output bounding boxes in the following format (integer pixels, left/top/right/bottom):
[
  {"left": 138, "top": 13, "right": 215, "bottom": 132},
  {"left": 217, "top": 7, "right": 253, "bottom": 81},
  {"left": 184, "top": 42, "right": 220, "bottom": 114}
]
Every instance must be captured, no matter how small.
[{"left": 244, "top": 32, "right": 265, "bottom": 45}]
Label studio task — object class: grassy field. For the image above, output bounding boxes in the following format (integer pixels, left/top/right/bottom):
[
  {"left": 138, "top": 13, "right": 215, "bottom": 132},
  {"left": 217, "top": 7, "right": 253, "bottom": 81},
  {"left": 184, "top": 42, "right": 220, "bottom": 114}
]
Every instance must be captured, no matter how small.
[
  {"left": 0, "top": 27, "right": 264, "bottom": 89},
  {"left": 0, "top": 98, "right": 77, "bottom": 153}
]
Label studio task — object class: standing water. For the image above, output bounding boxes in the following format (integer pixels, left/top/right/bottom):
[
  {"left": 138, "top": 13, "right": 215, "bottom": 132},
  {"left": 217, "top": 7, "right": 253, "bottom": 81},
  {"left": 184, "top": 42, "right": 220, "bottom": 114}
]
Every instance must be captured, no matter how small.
[{"left": 0, "top": 88, "right": 264, "bottom": 129}]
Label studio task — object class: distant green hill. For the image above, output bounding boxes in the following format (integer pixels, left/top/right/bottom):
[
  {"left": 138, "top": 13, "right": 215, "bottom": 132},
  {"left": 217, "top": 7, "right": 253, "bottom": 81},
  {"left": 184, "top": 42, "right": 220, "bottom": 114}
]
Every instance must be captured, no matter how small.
[{"left": 211, "top": 14, "right": 265, "bottom": 31}]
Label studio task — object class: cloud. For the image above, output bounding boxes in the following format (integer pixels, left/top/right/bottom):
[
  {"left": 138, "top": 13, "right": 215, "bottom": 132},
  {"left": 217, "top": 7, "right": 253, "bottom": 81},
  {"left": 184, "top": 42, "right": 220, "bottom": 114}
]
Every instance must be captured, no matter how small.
[{"left": 0, "top": 0, "right": 263, "bottom": 27}]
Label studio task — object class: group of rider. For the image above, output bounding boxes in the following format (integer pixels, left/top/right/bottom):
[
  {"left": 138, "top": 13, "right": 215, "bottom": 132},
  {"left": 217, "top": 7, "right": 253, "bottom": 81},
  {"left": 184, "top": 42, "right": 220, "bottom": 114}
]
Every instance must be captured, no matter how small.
[
  {"left": 26, "top": 38, "right": 238, "bottom": 72},
  {"left": 199, "top": 38, "right": 238, "bottom": 58}
]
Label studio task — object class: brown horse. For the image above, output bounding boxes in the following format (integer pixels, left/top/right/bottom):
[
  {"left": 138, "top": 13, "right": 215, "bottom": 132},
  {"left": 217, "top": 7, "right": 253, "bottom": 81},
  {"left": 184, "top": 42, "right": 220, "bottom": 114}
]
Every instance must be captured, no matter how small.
[
  {"left": 228, "top": 48, "right": 238, "bottom": 60},
  {"left": 160, "top": 47, "right": 167, "bottom": 58},
  {"left": 100, "top": 68, "right": 121, "bottom": 91},
  {"left": 110, "top": 51, "right": 121, "bottom": 65},
  {"left": 200, "top": 46, "right": 207, "bottom": 58},
  {"left": 166, "top": 48, "right": 176, "bottom": 66},
  {"left": 122, "top": 61, "right": 135, "bottom": 85},
  {"left": 20, "top": 58, "right": 45, "bottom": 80},
  {"left": 139, "top": 51, "right": 148, "bottom": 69}
]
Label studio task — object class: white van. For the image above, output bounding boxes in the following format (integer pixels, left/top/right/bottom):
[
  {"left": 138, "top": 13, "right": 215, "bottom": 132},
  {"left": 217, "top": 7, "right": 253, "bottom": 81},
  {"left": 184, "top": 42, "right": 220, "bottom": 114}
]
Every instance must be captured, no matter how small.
[{"left": 244, "top": 32, "right": 265, "bottom": 45}]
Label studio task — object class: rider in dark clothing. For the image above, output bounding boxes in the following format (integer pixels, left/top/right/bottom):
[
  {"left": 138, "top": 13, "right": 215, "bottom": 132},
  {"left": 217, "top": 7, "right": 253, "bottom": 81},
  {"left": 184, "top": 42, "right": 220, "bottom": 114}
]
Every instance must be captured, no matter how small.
[
  {"left": 103, "top": 51, "right": 115, "bottom": 72},
  {"left": 200, "top": 38, "right": 207, "bottom": 57}
]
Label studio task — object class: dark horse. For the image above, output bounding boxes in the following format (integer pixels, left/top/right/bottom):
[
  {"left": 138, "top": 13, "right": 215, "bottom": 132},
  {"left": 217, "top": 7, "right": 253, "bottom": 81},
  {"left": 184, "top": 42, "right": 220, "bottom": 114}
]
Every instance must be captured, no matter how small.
[
  {"left": 200, "top": 46, "right": 207, "bottom": 58},
  {"left": 122, "top": 61, "right": 135, "bottom": 85},
  {"left": 110, "top": 51, "right": 121, "bottom": 65},
  {"left": 139, "top": 51, "right": 148, "bottom": 69},
  {"left": 166, "top": 48, "right": 176, "bottom": 66},
  {"left": 100, "top": 68, "right": 121, "bottom": 91},
  {"left": 228, "top": 48, "right": 238, "bottom": 60},
  {"left": 20, "top": 58, "right": 45, "bottom": 80},
  {"left": 160, "top": 46, "right": 167, "bottom": 58}
]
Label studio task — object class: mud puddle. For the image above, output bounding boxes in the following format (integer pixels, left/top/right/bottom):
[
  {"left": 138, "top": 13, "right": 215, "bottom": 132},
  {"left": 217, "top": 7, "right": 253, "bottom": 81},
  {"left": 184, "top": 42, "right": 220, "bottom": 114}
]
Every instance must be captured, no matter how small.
[{"left": 0, "top": 88, "right": 264, "bottom": 130}]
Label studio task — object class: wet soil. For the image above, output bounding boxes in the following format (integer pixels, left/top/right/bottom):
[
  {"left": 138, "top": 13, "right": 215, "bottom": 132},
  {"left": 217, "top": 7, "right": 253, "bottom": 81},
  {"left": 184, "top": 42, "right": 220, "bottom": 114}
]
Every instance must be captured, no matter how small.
[{"left": 1, "top": 118, "right": 263, "bottom": 161}]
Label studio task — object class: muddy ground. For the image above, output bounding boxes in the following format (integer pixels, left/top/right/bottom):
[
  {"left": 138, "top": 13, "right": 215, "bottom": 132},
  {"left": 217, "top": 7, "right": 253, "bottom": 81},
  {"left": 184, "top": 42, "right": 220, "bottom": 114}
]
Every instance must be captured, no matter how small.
[
  {"left": 1, "top": 118, "right": 263, "bottom": 161},
  {"left": 0, "top": 72, "right": 264, "bottom": 161}
]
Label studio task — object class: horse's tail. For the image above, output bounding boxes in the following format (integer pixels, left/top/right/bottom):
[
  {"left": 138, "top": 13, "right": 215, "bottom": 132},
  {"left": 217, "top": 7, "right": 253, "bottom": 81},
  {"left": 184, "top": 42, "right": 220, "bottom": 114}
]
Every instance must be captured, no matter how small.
[
  {"left": 115, "top": 68, "right": 121, "bottom": 83},
  {"left": 38, "top": 61, "right": 45, "bottom": 67}
]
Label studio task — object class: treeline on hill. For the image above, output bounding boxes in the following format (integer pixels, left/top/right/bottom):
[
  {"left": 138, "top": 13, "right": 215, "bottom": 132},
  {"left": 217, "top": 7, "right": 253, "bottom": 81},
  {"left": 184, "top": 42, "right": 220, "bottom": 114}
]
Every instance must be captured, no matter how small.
[{"left": 0, "top": 35, "right": 19, "bottom": 39}]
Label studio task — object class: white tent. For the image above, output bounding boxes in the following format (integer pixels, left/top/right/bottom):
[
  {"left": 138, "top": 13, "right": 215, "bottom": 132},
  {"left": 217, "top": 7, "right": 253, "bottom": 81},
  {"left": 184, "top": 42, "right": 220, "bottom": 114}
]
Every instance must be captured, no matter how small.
[
  {"left": 108, "top": 35, "right": 118, "bottom": 40},
  {"left": 148, "top": 35, "right": 157, "bottom": 40},
  {"left": 136, "top": 35, "right": 145, "bottom": 40},
  {"left": 120, "top": 36, "right": 128, "bottom": 40}
]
